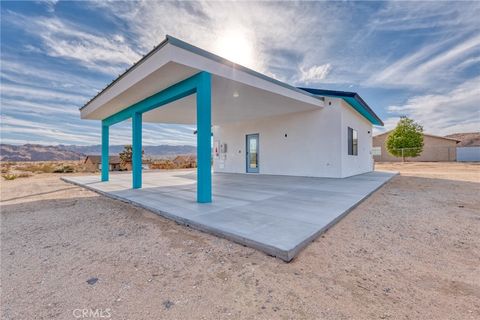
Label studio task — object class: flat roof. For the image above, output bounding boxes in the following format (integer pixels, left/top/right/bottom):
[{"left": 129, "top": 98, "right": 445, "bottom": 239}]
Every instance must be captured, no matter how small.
[
  {"left": 79, "top": 35, "right": 382, "bottom": 127},
  {"left": 81, "top": 35, "right": 322, "bottom": 111}
]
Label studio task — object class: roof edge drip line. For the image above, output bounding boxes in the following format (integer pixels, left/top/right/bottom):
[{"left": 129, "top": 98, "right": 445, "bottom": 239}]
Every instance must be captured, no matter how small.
[{"left": 298, "top": 88, "right": 384, "bottom": 126}]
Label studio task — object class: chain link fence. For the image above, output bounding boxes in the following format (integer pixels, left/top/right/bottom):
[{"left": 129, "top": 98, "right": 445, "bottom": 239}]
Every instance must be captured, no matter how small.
[{"left": 373, "top": 146, "right": 457, "bottom": 162}]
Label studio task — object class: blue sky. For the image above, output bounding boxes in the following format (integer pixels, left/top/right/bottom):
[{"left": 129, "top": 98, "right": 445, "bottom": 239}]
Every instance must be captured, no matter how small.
[{"left": 1, "top": 1, "right": 479, "bottom": 146}]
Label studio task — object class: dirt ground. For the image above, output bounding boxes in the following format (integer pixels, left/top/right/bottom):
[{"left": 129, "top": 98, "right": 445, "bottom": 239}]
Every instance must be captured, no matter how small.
[{"left": 1, "top": 162, "right": 479, "bottom": 319}]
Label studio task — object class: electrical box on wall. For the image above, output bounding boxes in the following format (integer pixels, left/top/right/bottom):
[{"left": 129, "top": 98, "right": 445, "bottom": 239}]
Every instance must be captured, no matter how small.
[
  {"left": 214, "top": 140, "right": 220, "bottom": 158},
  {"left": 220, "top": 143, "right": 227, "bottom": 153}
]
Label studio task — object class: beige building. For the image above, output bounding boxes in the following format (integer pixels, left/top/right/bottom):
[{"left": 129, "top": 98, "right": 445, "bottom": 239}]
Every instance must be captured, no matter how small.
[{"left": 373, "top": 132, "right": 459, "bottom": 162}]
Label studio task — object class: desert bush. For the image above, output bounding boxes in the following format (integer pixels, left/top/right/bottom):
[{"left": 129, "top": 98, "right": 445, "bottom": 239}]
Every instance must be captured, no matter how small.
[
  {"left": 150, "top": 160, "right": 176, "bottom": 170},
  {"left": 1, "top": 162, "right": 12, "bottom": 173},
  {"left": 2, "top": 173, "right": 17, "bottom": 180},
  {"left": 16, "top": 163, "right": 56, "bottom": 173},
  {"left": 149, "top": 155, "right": 197, "bottom": 170},
  {"left": 53, "top": 165, "right": 75, "bottom": 173},
  {"left": 62, "top": 165, "right": 75, "bottom": 173},
  {"left": 2, "top": 172, "right": 32, "bottom": 180}
]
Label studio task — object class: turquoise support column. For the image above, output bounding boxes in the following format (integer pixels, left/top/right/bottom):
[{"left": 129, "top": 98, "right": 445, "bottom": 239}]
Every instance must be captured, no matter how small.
[
  {"left": 132, "top": 112, "right": 142, "bottom": 189},
  {"left": 101, "top": 123, "right": 109, "bottom": 182},
  {"left": 100, "top": 72, "right": 211, "bottom": 201},
  {"left": 196, "top": 72, "right": 212, "bottom": 203}
]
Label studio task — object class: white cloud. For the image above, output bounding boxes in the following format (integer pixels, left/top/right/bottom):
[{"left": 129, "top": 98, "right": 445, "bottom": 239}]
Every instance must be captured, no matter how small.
[
  {"left": 373, "top": 117, "right": 401, "bottom": 135},
  {"left": 1, "top": 83, "right": 87, "bottom": 104},
  {"left": 368, "top": 1, "right": 480, "bottom": 32},
  {"left": 382, "top": 77, "right": 480, "bottom": 135},
  {"left": 1, "top": 58, "right": 102, "bottom": 96},
  {"left": 369, "top": 34, "right": 480, "bottom": 89},
  {"left": 1, "top": 99, "right": 79, "bottom": 116},
  {"left": 1, "top": 114, "right": 195, "bottom": 146},
  {"left": 1, "top": 115, "right": 99, "bottom": 144},
  {"left": 456, "top": 57, "right": 480, "bottom": 71},
  {"left": 38, "top": 0, "right": 59, "bottom": 13},
  {"left": 4, "top": 11, "right": 141, "bottom": 75},
  {"left": 1, "top": 138, "right": 64, "bottom": 145},
  {"left": 37, "top": 19, "right": 141, "bottom": 74},
  {"left": 89, "top": 1, "right": 344, "bottom": 76},
  {"left": 298, "top": 64, "right": 332, "bottom": 84}
]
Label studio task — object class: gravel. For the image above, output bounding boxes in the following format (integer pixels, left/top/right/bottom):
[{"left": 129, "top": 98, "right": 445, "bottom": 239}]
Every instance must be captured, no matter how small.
[{"left": 1, "top": 163, "right": 479, "bottom": 319}]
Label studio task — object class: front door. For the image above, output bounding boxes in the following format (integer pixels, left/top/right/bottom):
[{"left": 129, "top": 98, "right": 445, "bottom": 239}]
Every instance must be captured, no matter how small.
[{"left": 246, "top": 134, "right": 259, "bottom": 173}]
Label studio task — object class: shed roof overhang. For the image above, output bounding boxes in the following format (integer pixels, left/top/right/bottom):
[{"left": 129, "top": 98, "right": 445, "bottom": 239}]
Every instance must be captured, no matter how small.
[{"left": 81, "top": 35, "right": 324, "bottom": 125}]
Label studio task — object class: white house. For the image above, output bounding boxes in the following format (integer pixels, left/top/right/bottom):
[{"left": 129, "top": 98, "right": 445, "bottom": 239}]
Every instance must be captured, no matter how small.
[
  {"left": 80, "top": 35, "right": 383, "bottom": 203},
  {"left": 212, "top": 89, "right": 381, "bottom": 178}
]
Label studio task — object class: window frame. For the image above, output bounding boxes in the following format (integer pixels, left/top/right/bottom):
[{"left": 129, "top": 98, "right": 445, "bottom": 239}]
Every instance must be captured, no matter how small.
[{"left": 348, "top": 127, "right": 358, "bottom": 156}]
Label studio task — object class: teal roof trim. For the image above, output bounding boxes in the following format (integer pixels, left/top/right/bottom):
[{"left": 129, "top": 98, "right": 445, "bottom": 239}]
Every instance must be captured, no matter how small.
[
  {"left": 298, "top": 88, "right": 384, "bottom": 126},
  {"left": 343, "top": 96, "right": 383, "bottom": 126}
]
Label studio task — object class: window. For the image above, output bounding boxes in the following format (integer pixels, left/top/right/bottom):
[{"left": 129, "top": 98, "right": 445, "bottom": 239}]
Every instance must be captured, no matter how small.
[{"left": 348, "top": 127, "right": 358, "bottom": 156}]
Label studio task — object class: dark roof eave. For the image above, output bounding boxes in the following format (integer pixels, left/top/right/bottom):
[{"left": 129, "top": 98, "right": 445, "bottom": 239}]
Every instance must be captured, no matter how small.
[
  {"left": 352, "top": 93, "right": 384, "bottom": 126},
  {"left": 298, "top": 87, "right": 384, "bottom": 126}
]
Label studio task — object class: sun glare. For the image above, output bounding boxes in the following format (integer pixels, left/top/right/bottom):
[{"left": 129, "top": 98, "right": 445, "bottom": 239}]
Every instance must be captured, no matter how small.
[{"left": 213, "top": 29, "right": 255, "bottom": 69}]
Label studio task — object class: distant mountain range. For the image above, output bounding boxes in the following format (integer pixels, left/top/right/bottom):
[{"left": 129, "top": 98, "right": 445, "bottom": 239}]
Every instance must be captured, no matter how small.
[
  {"left": 59, "top": 144, "right": 196, "bottom": 156},
  {"left": 0, "top": 144, "right": 196, "bottom": 162},
  {"left": 445, "top": 132, "right": 480, "bottom": 147},
  {"left": 2, "top": 132, "right": 478, "bottom": 162}
]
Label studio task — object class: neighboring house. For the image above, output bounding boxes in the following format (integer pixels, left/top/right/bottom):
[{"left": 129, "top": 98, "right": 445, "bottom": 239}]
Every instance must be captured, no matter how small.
[
  {"left": 373, "top": 132, "right": 460, "bottom": 162},
  {"left": 84, "top": 155, "right": 121, "bottom": 172},
  {"left": 78, "top": 35, "right": 383, "bottom": 203}
]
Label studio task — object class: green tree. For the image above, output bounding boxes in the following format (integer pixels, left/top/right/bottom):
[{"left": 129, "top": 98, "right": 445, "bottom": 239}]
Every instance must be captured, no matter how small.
[
  {"left": 385, "top": 117, "right": 424, "bottom": 162},
  {"left": 119, "top": 145, "right": 144, "bottom": 168}
]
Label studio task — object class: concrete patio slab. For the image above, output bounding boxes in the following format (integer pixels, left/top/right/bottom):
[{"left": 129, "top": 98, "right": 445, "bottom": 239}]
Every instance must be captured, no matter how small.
[{"left": 62, "top": 170, "right": 397, "bottom": 261}]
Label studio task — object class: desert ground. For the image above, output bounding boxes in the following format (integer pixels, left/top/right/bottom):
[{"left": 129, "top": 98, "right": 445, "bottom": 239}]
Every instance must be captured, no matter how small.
[{"left": 1, "top": 162, "right": 479, "bottom": 319}]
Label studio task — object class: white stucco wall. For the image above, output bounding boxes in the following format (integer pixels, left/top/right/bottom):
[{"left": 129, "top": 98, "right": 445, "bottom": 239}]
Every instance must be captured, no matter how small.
[
  {"left": 212, "top": 97, "right": 374, "bottom": 178},
  {"left": 213, "top": 102, "right": 342, "bottom": 178},
  {"left": 339, "top": 100, "right": 374, "bottom": 177}
]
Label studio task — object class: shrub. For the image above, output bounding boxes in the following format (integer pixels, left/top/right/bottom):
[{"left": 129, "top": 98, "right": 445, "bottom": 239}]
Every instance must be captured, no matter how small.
[
  {"left": 17, "top": 163, "right": 56, "bottom": 173},
  {"left": 53, "top": 165, "right": 75, "bottom": 173},
  {"left": 2, "top": 173, "right": 17, "bottom": 180},
  {"left": 62, "top": 165, "right": 74, "bottom": 173}
]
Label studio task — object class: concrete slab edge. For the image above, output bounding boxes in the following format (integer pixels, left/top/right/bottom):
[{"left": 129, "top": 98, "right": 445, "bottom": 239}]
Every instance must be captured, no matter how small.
[
  {"left": 286, "top": 171, "right": 399, "bottom": 261},
  {"left": 61, "top": 171, "right": 398, "bottom": 263},
  {"left": 60, "top": 176, "right": 291, "bottom": 261}
]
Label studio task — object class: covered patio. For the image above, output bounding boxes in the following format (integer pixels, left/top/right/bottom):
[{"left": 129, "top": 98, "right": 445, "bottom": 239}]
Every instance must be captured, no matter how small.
[
  {"left": 63, "top": 170, "right": 396, "bottom": 261},
  {"left": 75, "top": 35, "right": 395, "bottom": 261},
  {"left": 82, "top": 35, "right": 324, "bottom": 204}
]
